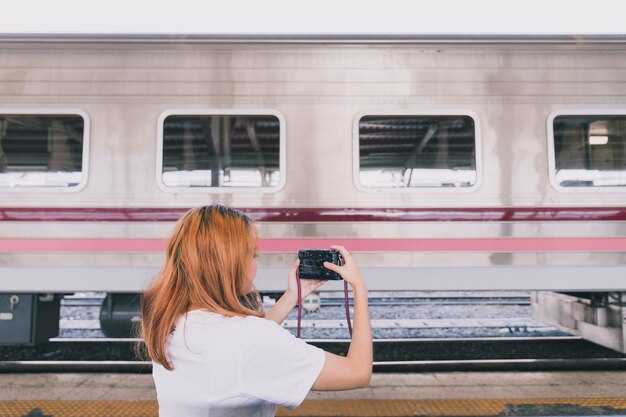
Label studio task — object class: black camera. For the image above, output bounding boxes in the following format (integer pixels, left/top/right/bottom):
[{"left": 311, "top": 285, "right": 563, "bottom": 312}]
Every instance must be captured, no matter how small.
[{"left": 298, "top": 249, "right": 343, "bottom": 280}]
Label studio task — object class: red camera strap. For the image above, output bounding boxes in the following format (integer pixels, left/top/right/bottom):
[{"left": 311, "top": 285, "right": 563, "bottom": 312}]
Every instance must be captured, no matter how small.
[
  {"left": 343, "top": 280, "right": 353, "bottom": 336},
  {"left": 296, "top": 276, "right": 302, "bottom": 338},
  {"left": 296, "top": 278, "right": 352, "bottom": 339}
]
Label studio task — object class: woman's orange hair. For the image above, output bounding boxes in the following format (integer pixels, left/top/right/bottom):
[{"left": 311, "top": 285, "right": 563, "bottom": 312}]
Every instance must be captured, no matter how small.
[{"left": 140, "top": 205, "right": 263, "bottom": 370}]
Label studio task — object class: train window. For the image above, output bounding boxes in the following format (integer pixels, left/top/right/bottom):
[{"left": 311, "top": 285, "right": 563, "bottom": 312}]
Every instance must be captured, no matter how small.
[
  {"left": 159, "top": 112, "right": 284, "bottom": 191},
  {"left": 550, "top": 114, "right": 626, "bottom": 188},
  {"left": 356, "top": 114, "right": 478, "bottom": 189},
  {"left": 0, "top": 113, "right": 87, "bottom": 189}
]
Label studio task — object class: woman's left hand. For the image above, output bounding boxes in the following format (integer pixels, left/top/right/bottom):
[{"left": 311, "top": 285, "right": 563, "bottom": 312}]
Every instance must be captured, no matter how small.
[
  {"left": 265, "top": 258, "right": 327, "bottom": 325},
  {"left": 286, "top": 258, "right": 326, "bottom": 301}
]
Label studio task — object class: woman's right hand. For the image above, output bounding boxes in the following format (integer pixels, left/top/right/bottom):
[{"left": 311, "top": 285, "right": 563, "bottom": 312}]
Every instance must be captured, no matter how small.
[
  {"left": 323, "top": 245, "right": 365, "bottom": 288},
  {"left": 313, "top": 244, "right": 372, "bottom": 391}
]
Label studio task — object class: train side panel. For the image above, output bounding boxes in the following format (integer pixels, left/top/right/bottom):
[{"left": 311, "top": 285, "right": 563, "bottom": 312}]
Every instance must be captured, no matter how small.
[{"left": 0, "top": 41, "right": 626, "bottom": 291}]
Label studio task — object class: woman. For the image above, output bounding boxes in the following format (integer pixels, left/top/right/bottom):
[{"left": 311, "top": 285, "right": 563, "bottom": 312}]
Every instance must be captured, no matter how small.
[{"left": 141, "top": 205, "right": 372, "bottom": 417}]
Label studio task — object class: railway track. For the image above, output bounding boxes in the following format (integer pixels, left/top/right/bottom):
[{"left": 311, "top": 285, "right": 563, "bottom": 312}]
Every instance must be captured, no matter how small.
[
  {"left": 2, "top": 337, "right": 626, "bottom": 373},
  {"left": 59, "top": 317, "right": 550, "bottom": 331},
  {"left": 61, "top": 293, "right": 532, "bottom": 308},
  {"left": 58, "top": 292, "right": 549, "bottom": 338}
]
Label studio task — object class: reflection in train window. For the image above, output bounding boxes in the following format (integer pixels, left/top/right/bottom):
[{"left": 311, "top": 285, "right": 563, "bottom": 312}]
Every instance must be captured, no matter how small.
[
  {"left": 358, "top": 115, "right": 476, "bottom": 188},
  {"left": 161, "top": 115, "right": 281, "bottom": 188},
  {"left": 0, "top": 114, "right": 85, "bottom": 188},
  {"left": 553, "top": 115, "right": 626, "bottom": 187}
]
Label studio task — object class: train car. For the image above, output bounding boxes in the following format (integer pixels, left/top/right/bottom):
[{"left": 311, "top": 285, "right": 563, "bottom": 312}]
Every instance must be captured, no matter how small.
[{"left": 0, "top": 34, "right": 625, "bottom": 350}]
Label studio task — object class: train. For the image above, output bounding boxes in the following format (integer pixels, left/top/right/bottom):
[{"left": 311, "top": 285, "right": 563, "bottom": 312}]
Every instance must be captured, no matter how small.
[{"left": 0, "top": 34, "right": 625, "bottom": 350}]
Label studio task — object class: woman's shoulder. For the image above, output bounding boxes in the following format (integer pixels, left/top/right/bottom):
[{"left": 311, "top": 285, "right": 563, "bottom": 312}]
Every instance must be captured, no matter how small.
[
  {"left": 184, "top": 310, "right": 276, "bottom": 328},
  {"left": 180, "top": 310, "right": 284, "bottom": 338},
  {"left": 183, "top": 309, "right": 246, "bottom": 325},
  {"left": 241, "top": 316, "right": 297, "bottom": 343},
  {"left": 242, "top": 315, "right": 281, "bottom": 329}
]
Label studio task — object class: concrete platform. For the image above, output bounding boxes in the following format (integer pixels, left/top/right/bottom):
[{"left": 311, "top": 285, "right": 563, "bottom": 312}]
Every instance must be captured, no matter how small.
[{"left": 1, "top": 371, "right": 625, "bottom": 416}]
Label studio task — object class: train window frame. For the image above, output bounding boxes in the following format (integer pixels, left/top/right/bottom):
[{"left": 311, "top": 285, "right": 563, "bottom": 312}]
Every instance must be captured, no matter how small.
[
  {"left": 156, "top": 109, "right": 287, "bottom": 194},
  {"left": 0, "top": 109, "right": 90, "bottom": 193},
  {"left": 352, "top": 110, "right": 482, "bottom": 193},
  {"left": 547, "top": 109, "right": 626, "bottom": 193}
]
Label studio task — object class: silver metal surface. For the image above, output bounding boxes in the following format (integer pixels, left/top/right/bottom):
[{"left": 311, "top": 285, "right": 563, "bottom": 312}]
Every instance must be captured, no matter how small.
[
  {"left": 1, "top": 40, "right": 626, "bottom": 291},
  {"left": 2, "top": 34, "right": 626, "bottom": 44},
  {"left": 3, "top": 266, "right": 626, "bottom": 292}
]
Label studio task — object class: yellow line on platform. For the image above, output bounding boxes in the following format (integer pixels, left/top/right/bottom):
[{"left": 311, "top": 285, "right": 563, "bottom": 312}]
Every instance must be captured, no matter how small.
[
  {"left": 277, "top": 398, "right": 626, "bottom": 416},
  {"left": 0, "top": 401, "right": 157, "bottom": 417},
  {"left": 1, "top": 398, "right": 626, "bottom": 417}
]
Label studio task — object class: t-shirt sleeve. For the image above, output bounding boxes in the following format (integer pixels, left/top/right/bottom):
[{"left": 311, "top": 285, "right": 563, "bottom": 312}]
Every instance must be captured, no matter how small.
[{"left": 239, "top": 317, "right": 326, "bottom": 409}]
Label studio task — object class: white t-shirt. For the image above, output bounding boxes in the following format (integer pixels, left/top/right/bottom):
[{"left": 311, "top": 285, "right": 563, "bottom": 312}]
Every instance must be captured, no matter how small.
[{"left": 152, "top": 310, "right": 326, "bottom": 417}]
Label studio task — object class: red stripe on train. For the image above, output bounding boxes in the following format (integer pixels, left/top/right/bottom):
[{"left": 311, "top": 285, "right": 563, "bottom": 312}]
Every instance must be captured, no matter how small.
[
  {"left": 2, "top": 207, "right": 626, "bottom": 222},
  {"left": 2, "top": 238, "right": 626, "bottom": 253}
]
